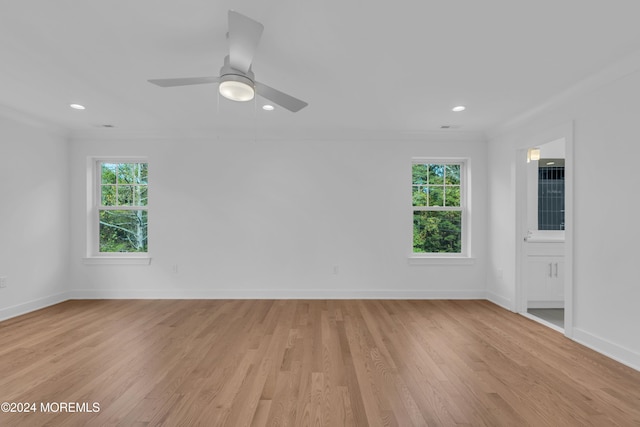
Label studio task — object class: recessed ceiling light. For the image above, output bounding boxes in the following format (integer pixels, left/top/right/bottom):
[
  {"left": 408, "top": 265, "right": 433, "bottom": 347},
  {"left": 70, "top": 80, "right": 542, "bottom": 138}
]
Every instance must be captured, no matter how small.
[
  {"left": 70, "top": 104, "right": 86, "bottom": 110},
  {"left": 452, "top": 105, "right": 466, "bottom": 112},
  {"left": 262, "top": 104, "right": 274, "bottom": 111}
]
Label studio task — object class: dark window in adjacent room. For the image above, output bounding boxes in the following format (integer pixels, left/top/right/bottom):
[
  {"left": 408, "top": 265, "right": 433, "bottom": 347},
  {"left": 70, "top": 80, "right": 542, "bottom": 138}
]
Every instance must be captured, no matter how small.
[{"left": 538, "top": 159, "right": 564, "bottom": 230}]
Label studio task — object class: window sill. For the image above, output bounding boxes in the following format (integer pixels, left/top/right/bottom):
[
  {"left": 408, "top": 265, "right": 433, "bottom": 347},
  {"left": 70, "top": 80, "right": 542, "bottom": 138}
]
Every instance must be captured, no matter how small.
[
  {"left": 83, "top": 256, "right": 151, "bottom": 265},
  {"left": 408, "top": 256, "right": 475, "bottom": 266}
]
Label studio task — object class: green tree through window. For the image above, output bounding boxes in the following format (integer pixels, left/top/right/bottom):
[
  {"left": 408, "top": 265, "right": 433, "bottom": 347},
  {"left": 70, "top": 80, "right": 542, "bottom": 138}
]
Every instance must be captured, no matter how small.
[
  {"left": 99, "top": 162, "right": 148, "bottom": 252},
  {"left": 412, "top": 162, "right": 463, "bottom": 254}
]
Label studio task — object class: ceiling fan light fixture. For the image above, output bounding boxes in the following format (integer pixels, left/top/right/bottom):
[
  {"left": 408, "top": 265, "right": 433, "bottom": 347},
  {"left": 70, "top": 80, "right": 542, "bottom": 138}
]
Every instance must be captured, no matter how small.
[
  {"left": 148, "top": 12, "right": 307, "bottom": 112},
  {"left": 219, "top": 74, "right": 255, "bottom": 102}
]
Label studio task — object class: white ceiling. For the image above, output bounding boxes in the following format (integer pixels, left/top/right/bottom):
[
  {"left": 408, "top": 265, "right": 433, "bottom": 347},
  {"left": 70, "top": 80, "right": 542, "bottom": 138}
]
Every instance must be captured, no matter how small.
[{"left": 2, "top": 0, "right": 640, "bottom": 138}]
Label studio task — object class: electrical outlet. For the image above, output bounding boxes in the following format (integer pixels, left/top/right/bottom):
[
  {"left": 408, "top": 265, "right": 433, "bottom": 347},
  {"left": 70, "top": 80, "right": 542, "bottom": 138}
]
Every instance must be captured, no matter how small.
[
  {"left": 333, "top": 265, "right": 339, "bottom": 275},
  {"left": 0, "top": 276, "right": 7, "bottom": 288}
]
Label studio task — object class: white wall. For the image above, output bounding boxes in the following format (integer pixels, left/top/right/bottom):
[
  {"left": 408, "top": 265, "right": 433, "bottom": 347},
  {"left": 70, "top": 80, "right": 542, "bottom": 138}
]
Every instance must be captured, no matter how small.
[
  {"left": 0, "top": 113, "right": 70, "bottom": 320},
  {"left": 68, "top": 136, "right": 487, "bottom": 299},
  {"left": 487, "top": 69, "right": 640, "bottom": 369}
]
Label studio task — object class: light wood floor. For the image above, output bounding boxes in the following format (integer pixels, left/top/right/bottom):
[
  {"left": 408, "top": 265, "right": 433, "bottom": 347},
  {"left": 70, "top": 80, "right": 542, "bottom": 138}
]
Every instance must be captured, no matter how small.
[{"left": 1, "top": 300, "right": 639, "bottom": 426}]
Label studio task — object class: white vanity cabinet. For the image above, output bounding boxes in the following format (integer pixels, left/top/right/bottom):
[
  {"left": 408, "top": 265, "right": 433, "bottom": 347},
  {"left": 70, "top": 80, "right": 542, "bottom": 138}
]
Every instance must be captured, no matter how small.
[{"left": 524, "top": 238, "right": 564, "bottom": 308}]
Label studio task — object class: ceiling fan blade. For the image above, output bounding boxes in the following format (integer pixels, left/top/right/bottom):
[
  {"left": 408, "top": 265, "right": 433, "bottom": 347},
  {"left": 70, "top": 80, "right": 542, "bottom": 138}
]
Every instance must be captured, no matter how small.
[
  {"left": 148, "top": 76, "right": 220, "bottom": 87},
  {"left": 228, "top": 10, "right": 264, "bottom": 73},
  {"left": 255, "top": 82, "right": 308, "bottom": 112}
]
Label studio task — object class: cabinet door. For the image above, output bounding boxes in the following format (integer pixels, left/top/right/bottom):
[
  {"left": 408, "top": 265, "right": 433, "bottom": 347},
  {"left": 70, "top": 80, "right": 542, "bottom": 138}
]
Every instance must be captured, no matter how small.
[
  {"left": 525, "top": 256, "right": 564, "bottom": 304},
  {"left": 525, "top": 257, "right": 555, "bottom": 301},
  {"left": 549, "top": 259, "right": 564, "bottom": 299}
]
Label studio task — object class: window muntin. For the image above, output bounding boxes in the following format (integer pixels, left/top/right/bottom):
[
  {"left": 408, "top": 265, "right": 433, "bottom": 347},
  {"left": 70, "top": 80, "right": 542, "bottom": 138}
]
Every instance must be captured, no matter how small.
[
  {"left": 412, "top": 161, "right": 465, "bottom": 255},
  {"left": 97, "top": 162, "right": 148, "bottom": 253}
]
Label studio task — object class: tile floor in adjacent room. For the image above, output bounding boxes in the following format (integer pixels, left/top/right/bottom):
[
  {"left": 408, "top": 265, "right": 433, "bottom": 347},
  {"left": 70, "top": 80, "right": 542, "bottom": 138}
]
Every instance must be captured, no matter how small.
[{"left": 528, "top": 308, "right": 565, "bottom": 328}]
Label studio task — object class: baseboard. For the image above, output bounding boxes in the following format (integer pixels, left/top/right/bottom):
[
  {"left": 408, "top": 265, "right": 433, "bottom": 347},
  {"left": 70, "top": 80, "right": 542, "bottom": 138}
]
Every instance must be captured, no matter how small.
[
  {"left": 0, "top": 292, "right": 71, "bottom": 322},
  {"left": 485, "top": 291, "right": 514, "bottom": 311},
  {"left": 68, "top": 289, "right": 488, "bottom": 300},
  {"left": 572, "top": 327, "right": 640, "bottom": 372}
]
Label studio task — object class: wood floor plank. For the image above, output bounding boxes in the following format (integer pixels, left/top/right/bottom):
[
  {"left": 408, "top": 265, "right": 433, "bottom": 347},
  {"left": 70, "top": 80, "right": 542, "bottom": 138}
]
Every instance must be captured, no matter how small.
[{"left": 1, "top": 299, "right": 639, "bottom": 426}]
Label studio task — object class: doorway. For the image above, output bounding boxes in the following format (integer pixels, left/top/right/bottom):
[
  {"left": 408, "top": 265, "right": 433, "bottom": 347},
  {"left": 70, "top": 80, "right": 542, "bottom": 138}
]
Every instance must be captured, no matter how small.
[{"left": 515, "top": 123, "right": 574, "bottom": 336}]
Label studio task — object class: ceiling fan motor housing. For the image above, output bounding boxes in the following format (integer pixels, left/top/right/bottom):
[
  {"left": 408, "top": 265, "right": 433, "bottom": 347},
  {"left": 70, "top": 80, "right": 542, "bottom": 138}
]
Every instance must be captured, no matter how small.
[
  {"left": 220, "top": 73, "right": 254, "bottom": 87},
  {"left": 220, "top": 55, "right": 254, "bottom": 82}
]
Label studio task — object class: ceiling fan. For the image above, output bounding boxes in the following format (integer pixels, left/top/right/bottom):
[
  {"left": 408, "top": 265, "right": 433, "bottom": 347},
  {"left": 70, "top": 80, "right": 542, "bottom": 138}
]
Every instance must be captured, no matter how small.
[{"left": 148, "top": 10, "right": 308, "bottom": 113}]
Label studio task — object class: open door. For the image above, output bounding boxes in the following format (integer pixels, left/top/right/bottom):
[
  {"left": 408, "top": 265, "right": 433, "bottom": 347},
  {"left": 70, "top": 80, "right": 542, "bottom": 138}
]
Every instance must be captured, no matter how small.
[{"left": 515, "top": 123, "right": 574, "bottom": 337}]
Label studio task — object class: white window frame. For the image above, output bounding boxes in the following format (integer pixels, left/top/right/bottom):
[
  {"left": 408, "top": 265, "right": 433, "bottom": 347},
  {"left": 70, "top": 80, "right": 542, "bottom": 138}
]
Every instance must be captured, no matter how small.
[
  {"left": 409, "top": 157, "right": 473, "bottom": 264},
  {"left": 83, "top": 157, "right": 151, "bottom": 265}
]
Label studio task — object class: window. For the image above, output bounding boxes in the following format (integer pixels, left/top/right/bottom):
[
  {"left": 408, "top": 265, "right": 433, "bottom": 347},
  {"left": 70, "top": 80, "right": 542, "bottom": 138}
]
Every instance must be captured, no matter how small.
[
  {"left": 91, "top": 160, "right": 148, "bottom": 256},
  {"left": 538, "top": 159, "right": 565, "bottom": 230},
  {"left": 412, "top": 160, "right": 467, "bottom": 256}
]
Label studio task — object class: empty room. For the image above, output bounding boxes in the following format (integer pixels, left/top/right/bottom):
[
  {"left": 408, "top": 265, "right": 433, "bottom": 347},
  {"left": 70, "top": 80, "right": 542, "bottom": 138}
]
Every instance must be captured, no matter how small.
[{"left": 1, "top": 1, "right": 640, "bottom": 426}]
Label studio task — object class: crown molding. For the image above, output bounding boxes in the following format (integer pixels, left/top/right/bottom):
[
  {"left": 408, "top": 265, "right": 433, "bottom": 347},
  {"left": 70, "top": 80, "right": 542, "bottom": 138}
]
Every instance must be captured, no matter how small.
[
  {"left": 0, "top": 103, "right": 70, "bottom": 138},
  {"left": 489, "top": 48, "right": 640, "bottom": 139}
]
